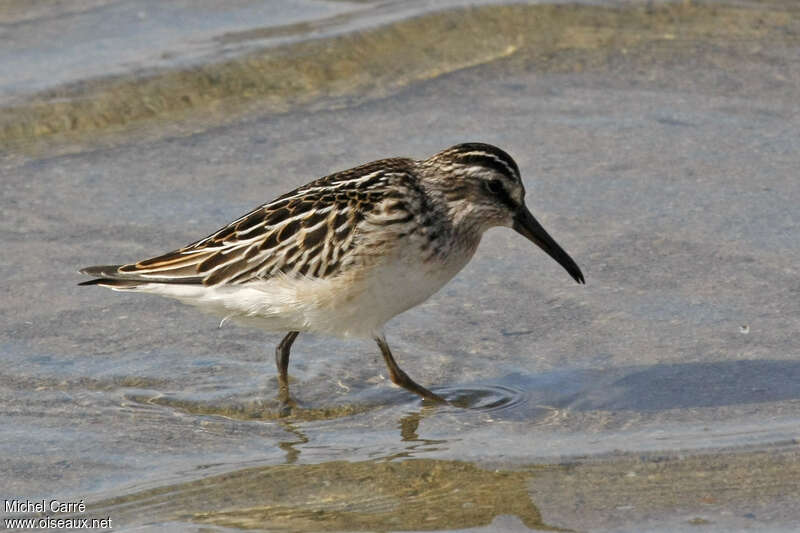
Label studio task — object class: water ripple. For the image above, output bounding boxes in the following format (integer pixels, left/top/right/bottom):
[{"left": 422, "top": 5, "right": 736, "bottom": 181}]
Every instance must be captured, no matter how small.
[{"left": 441, "top": 383, "right": 526, "bottom": 412}]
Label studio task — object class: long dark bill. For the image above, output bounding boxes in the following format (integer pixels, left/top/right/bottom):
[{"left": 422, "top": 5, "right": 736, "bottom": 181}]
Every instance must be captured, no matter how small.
[{"left": 512, "top": 207, "right": 585, "bottom": 284}]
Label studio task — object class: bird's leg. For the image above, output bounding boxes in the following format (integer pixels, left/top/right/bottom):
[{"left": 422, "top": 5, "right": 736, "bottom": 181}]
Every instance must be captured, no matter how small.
[
  {"left": 375, "top": 336, "right": 447, "bottom": 403},
  {"left": 275, "top": 331, "right": 299, "bottom": 407}
]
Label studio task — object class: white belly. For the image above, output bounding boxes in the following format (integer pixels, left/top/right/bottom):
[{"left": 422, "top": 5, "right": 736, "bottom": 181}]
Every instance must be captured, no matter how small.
[
  {"left": 322, "top": 249, "right": 474, "bottom": 336},
  {"left": 132, "top": 241, "right": 478, "bottom": 338}
]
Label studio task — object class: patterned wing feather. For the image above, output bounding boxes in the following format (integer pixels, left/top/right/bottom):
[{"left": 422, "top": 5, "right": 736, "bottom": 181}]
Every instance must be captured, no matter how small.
[{"left": 80, "top": 158, "right": 417, "bottom": 287}]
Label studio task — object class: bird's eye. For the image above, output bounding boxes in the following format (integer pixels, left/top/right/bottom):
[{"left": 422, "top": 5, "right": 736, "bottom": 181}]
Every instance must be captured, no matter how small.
[{"left": 485, "top": 179, "right": 504, "bottom": 195}]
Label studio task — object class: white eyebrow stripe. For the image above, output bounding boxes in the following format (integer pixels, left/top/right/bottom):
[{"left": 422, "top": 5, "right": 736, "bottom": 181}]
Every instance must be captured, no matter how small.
[{"left": 457, "top": 150, "right": 520, "bottom": 180}]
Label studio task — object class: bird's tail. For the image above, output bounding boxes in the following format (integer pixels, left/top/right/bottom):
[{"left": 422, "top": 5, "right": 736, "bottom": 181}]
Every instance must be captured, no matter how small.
[{"left": 78, "top": 264, "right": 203, "bottom": 290}]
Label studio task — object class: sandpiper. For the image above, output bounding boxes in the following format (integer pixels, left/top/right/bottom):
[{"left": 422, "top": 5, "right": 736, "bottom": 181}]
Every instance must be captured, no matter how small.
[{"left": 80, "top": 143, "right": 584, "bottom": 405}]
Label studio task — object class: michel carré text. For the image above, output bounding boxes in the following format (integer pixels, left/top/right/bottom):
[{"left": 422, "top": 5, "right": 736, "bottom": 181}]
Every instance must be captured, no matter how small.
[{"left": 4, "top": 499, "right": 86, "bottom": 513}]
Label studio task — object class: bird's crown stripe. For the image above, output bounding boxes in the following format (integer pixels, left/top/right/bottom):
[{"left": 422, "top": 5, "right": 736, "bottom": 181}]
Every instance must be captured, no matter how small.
[{"left": 455, "top": 151, "right": 519, "bottom": 180}]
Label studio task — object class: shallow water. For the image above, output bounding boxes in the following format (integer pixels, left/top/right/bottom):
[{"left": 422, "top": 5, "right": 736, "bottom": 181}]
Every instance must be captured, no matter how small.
[{"left": 2, "top": 0, "right": 800, "bottom": 531}]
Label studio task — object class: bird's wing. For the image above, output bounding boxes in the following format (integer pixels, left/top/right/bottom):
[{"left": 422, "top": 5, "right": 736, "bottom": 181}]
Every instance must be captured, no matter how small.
[{"left": 80, "top": 159, "right": 415, "bottom": 287}]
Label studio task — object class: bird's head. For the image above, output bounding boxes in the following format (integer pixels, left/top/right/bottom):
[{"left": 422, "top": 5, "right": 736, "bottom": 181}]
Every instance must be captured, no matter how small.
[{"left": 424, "top": 143, "right": 585, "bottom": 284}]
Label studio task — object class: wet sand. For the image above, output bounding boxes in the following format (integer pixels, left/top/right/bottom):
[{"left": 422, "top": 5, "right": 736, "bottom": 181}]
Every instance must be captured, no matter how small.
[{"left": 2, "top": 1, "right": 800, "bottom": 531}]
